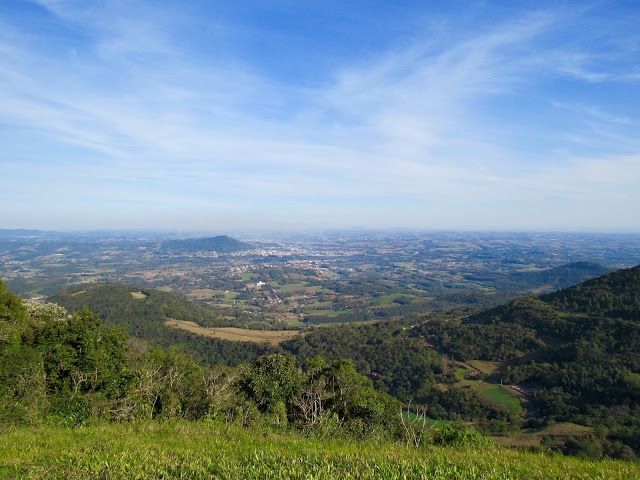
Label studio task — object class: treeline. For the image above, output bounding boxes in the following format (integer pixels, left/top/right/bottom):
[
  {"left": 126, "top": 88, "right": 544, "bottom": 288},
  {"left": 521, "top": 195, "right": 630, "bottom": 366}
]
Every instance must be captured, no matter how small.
[{"left": 541, "top": 264, "right": 640, "bottom": 320}]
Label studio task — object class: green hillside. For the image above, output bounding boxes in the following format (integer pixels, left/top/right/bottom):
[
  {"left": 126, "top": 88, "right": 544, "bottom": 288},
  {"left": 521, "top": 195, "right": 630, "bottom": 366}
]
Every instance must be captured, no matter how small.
[
  {"left": 463, "top": 261, "right": 613, "bottom": 293},
  {"left": 49, "top": 283, "right": 227, "bottom": 332},
  {"left": 421, "top": 265, "right": 640, "bottom": 457},
  {"left": 541, "top": 264, "right": 640, "bottom": 320},
  {"left": 3, "top": 262, "right": 640, "bottom": 471},
  {"left": 11, "top": 265, "right": 640, "bottom": 461},
  {"left": 48, "top": 282, "right": 280, "bottom": 365}
]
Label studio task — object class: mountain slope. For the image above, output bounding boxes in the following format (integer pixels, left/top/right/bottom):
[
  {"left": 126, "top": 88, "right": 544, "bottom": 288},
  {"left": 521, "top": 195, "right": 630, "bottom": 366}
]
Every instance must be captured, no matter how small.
[
  {"left": 463, "top": 261, "right": 613, "bottom": 294},
  {"left": 421, "top": 265, "right": 640, "bottom": 455},
  {"left": 540, "top": 264, "right": 640, "bottom": 320}
]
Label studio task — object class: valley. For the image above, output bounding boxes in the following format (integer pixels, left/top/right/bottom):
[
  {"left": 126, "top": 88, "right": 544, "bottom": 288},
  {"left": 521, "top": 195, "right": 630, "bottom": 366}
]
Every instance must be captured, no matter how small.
[
  {"left": 2, "top": 229, "right": 640, "bottom": 464},
  {"left": 2, "top": 230, "right": 638, "bottom": 329}
]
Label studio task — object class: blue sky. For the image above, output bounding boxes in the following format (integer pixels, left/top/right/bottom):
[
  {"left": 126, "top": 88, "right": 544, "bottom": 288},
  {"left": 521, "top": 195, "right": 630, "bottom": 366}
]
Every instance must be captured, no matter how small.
[{"left": 1, "top": 0, "right": 639, "bottom": 231}]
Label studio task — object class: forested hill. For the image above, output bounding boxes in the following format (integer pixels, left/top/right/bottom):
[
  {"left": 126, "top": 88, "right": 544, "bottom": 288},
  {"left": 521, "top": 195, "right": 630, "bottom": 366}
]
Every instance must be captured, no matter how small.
[
  {"left": 463, "top": 261, "right": 612, "bottom": 293},
  {"left": 463, "top": 264, "right": 640, "bottom": 330},
  {"left": 509, "top": 261, "right": 612, "bottom": 291},
  {"left": 48, "top": 283, "right": 230, "bottom": 335},
  {"left": 421, "top": 265, "right": 640, "bottom": 456},
  {"left": 48, "top": 283, "right": 279, "bottom": 365},
  {"left": 159, "top": 235, "right": 252, "bottom": 254},
  {"left": 540, "top": 264, "right": 640, "bottom": 320}
]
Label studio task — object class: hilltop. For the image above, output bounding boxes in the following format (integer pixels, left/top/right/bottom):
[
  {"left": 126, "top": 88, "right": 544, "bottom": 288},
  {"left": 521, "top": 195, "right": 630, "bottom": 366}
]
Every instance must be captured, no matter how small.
[
  {"left": 48, "top": 283, "right": 226, "bottom": 334},
  {"left": 159, "top": 235, "right": 252, "bottom": 254}
]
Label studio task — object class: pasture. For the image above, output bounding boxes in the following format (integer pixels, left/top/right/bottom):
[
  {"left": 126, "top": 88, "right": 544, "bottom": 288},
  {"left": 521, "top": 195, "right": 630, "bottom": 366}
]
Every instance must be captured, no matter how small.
[{"left": 164, "top": 319, "right": 301, "bottom": 345}]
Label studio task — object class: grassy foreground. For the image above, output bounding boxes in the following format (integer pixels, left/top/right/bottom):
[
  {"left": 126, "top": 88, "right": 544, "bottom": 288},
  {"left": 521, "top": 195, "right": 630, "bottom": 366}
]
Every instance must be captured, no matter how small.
[{"left": 1, "top": 422, "right": 638, "bottom": 479}]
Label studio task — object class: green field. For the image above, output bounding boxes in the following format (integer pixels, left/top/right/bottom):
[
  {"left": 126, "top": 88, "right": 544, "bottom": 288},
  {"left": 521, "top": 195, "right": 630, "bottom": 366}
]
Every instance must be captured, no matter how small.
[
  {"left": 306, "top": 309, "right": 350, "bottom": 317},
  {"left": 279, "top": 281, "right": 309, "bottom": 292},
  {"left": 479, "top": 386, "right": 523, "bottom": 414},
  {"left": 404, "top": 412, "right": 448, "bottom": 427},
  {"left": 493, "top": 422, "right": 593, "bottom": 449},
  {"left": 372, "top": 293, "right": 418, "bottom": 306},
  {"left": 0, "top": 421, "right": 637, "bottom": 479}
]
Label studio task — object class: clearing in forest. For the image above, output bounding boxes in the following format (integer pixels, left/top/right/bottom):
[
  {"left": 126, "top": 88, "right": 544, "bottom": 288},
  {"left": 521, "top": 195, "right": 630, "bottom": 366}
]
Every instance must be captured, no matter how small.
[{"left": 164, "top": 319, "right": 301, "bottom": 345}]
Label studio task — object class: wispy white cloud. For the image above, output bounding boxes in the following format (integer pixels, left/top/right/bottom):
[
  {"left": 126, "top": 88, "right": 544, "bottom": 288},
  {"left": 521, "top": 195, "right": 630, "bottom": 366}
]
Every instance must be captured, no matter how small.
[{"left": 1, "top": 1, "right": 639, "bottom": 230}]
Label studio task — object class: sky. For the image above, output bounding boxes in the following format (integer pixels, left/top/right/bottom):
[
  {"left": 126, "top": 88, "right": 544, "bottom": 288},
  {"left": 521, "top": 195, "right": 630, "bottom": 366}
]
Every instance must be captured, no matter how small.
[{"left": 1, "top": 0, "right": 639, "bottom": 232}]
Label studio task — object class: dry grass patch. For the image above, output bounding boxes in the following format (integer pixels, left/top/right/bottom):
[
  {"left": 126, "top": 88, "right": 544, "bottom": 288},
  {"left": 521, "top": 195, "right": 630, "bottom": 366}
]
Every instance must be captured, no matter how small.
[
  {"left": 492, "top": 422, "right": 592, "bottom": 448},
  {"left": 467, "top": 360, "right": 501, "bottom": 375},
  {"left": 70, "top": 290, "right": 87, "bottom": 296},
  {"left": 165, "top": 319, "right": 302, "bottom": 345},
  {"left": 130, "top": 291, "right": 148, "bottom": 300}
]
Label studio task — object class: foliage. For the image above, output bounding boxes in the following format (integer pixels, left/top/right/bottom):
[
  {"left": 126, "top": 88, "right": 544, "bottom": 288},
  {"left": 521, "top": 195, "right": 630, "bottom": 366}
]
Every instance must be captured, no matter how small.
[
  {"left": 423, "top": 266, "right": 640, "bottom": 457},
  {"left": 283, "top": 321, "right": 442, "bottom": 402}
]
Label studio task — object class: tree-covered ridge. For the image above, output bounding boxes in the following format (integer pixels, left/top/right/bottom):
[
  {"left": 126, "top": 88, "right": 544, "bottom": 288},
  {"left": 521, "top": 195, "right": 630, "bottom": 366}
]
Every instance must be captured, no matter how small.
[
  {"left": 48, "top": 282, "right": 231, "bottom": 335},
  {"left": 419, "top": 265, "right": 640, "bottom": 457},
  {"left": 463, "top": 261, "right": 613, "bottom": 293},
  {"left": 159, "top": 235, "right": 252, "bottom": 254},
  {"left": 282, "top": 323, "right": 443, "bottom": 403},
  {"left": 541, "top": 264, "right": 640, "bottom": 320}
]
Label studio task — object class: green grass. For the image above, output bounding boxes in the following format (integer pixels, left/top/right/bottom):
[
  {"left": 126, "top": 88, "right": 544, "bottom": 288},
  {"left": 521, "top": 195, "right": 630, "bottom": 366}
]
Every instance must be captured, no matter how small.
[
  {"left": 306, "top": 309, "right": 350, "bottom": 317},
  {"left": 479, "top": 386, "right": 523, "bottom": 415},
  {"left": 372, "top": 293, "right": 418, "bottom": 306},
  {"left": 0, "top": 421, "right": 637, "bottom": 479},
  {"left": 280, "top": 282, "right": 309, "bottom": 292},
  {"left": 403, "top": 412, "right": 448, "bottom": 427},
  {"left": 467, "top": 360, "right": 501, "bottom": 375},
  {"left": 627, "top": 371, "right": 640, "bottom": 382},
  {"left": 314, "top": 321, "right": 372, "bottom": 327}
]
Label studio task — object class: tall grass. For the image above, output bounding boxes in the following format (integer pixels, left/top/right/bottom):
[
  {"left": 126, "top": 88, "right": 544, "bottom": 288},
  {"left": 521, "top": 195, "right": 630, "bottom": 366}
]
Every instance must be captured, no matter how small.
[{"left": 0, "top": 421, "right": 637, "bottom": 479}]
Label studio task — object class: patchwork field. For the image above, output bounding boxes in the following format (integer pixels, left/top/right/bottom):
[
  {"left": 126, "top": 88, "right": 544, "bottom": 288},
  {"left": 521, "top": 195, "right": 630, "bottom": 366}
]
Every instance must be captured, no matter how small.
[{"left": 164, "top": 319, "right": 302, "bottom": 345}]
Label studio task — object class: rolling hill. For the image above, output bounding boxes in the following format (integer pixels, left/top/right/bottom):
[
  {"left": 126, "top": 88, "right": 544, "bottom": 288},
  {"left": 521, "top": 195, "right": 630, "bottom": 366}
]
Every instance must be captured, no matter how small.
[
  {"left": 48, "top": 283, "right": 279, "bottom": 365},
  {"left": 421, "top": 265, "right": 640, "bottom": 456},
  {"left": 159, "top": 235, "right": 252, "bottom": 254},
  {"left": 462, "top": 261, "right": 613, "bottom": 293},
  {"left": 48, "top": 283, "right": 227, "bottom": 335}
]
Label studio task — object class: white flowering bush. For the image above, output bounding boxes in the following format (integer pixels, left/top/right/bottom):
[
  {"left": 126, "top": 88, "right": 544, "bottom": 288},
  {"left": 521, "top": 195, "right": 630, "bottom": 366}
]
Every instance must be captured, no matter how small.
[{"left": 23, "top": 300, "right": 69, "bottom": 322}]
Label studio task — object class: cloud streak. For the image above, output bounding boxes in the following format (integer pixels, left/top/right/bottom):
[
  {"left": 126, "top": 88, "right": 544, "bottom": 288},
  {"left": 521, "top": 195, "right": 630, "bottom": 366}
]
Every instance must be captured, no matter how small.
[{"left": 0, "top": 1, "right": 639, "bottom": 230}]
